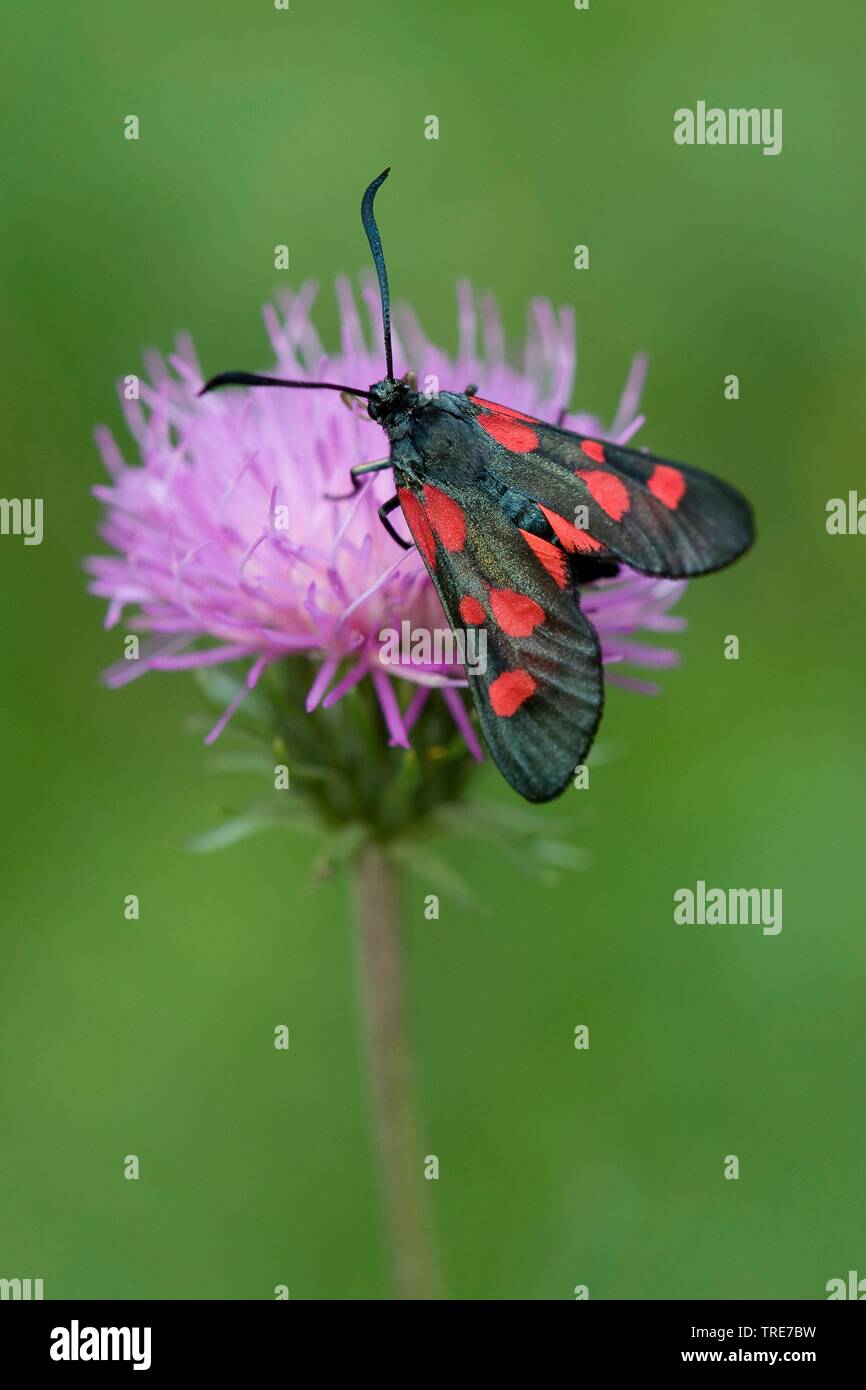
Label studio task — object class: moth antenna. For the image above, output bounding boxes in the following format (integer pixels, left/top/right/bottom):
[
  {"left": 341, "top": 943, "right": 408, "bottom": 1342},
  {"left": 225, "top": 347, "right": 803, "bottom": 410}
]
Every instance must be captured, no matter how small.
[
  {"left": 360, "top": 168, "right": 394, "bottom": 381},
  {"left": 198, "top": 371, "right": 370, "bottom": 400}
]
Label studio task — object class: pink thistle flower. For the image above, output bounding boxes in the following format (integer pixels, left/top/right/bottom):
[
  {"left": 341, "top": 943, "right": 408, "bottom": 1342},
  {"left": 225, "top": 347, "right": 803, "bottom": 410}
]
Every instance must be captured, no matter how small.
[{"left": 86, "top": 278, "right": 685, "bottom": 753}]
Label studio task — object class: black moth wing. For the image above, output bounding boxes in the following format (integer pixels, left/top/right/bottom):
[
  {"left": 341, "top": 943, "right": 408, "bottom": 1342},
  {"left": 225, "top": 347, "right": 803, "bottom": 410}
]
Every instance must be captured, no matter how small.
[
  {"left": 393, "top": 470, "right": 603, "bottom": 803},
  {"left": 473, "top": 401, "right": 754, "bottom": 579}
]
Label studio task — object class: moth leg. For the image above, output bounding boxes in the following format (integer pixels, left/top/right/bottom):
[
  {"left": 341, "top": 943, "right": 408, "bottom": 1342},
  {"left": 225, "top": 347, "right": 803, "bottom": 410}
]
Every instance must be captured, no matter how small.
[
  {"left": 324, "top": 459, "right": 390, "bottom": 501},
  {"left": 463, "top": 383, "right": 478, "bottom": 397},
  {"left": 378, "top": 495, "right": 414, "bottom": 550},
  {"left": 556, "top": 407, "right": 568, "bottom": 427}
]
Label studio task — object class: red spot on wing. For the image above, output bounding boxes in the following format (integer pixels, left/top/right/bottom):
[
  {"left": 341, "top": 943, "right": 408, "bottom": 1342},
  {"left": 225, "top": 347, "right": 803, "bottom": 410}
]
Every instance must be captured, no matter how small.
[
  {"left": 458, "top": 595, "right": 486, "bottom": 625},
  {"left": 519, "top": 528, "right": 568, "bottom": 588},
  {"left": 580, "top": 439, "right": 606, "bottom": 464},
  {"left": 648, "top": 463, "right": 687, "bottom": 510},
  {"left": 471, "top": 397, "right": 539, "bottom": 453},
  {"left": 488, "top": 668, "right": 537, "bottom": 717},
  {"left": 423, "top": 484, "right": 466, "bottom": 550},
  {"left": 488, "top": 589, "right": 545, "bottom": 637},
  {"left": 576, "top": 469, "right": 630, "bottom": 522},
  {"left": 397, "top": 487, "right": 436, "bottom": 567},
  {"left": 478, "top": 413, "right": 539, "bottom": 452},
  {"left": 539, "top": 505, "right": 604, "bottom": 555}
]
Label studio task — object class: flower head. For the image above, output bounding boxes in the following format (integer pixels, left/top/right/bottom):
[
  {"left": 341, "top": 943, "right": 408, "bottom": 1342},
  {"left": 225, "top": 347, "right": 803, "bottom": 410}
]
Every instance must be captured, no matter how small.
[{"left": 87, "top": 278, "right": 685, "bottom": 756}]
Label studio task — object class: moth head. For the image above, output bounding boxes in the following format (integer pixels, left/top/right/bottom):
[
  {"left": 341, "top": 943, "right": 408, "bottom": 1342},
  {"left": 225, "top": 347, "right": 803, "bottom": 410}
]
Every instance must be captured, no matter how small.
[{"left": 367, "top": 377, "right": 416, "bottom": 424}]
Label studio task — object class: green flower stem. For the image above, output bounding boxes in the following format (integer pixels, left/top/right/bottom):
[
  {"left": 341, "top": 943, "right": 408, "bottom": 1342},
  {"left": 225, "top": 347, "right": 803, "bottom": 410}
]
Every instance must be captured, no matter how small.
[{"left": 354, "top": 846, "right": 442, "bottom": 1300}]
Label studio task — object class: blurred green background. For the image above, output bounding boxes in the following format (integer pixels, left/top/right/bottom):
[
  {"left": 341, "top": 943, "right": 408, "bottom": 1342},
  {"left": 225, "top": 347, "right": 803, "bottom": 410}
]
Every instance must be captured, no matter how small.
[{"left": 2, "top": 0, "right": 865, "bottom": 1300}]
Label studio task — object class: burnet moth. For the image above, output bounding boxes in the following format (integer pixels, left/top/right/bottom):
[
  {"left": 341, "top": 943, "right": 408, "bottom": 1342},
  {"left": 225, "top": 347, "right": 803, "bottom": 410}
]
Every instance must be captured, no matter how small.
[{"left": 201, "top": 169, "right": 754, "bottom": 802}]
